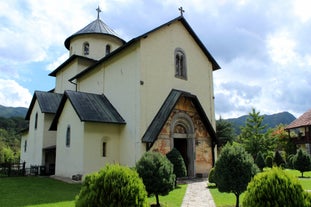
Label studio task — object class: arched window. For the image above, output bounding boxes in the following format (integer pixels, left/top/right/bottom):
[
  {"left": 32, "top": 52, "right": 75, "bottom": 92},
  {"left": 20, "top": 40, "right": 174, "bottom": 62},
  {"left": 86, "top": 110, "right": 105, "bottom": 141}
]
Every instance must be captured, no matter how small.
[
  {"left": 175, "top": 48, "right": 187, "bottom": 80},
  {"left": 66, "top": 125, "right": 71, "bottom": 147},
  {"left": 34, "top": 112, "right": 38, "bottom": 130},
  {"left": 83, "top": 42, "right": 89, "bottom": 56},
  {"left": 105, "top": 44, "right": 111, "bottom": 55}
]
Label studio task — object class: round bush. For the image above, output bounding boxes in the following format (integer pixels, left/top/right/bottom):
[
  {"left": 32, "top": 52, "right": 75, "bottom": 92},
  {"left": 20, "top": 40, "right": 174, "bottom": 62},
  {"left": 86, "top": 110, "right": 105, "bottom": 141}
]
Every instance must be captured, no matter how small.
[
  {"left": 75, "top": 164, "right": 147, "bottom": 207},
  {"left": 243, "top": 168, "right": 310, "bottom": 207}
]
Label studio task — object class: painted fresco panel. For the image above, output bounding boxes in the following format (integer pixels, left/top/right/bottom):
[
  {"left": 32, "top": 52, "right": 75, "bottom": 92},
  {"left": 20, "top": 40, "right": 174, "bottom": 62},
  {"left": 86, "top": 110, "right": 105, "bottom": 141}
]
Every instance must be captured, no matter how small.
[{"left": 150, "top": 96, "right": 213, "bottom": 177}]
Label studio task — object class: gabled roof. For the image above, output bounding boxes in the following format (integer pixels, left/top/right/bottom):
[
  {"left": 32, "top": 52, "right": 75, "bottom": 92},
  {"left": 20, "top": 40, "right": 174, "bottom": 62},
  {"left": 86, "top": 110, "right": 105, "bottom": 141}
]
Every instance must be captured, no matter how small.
[
  {"left": 25, "top": 91, "right": 63, "bottom": 120},
  {"left": 141, "top": 89, "right": 217, "bottom": 146},
  {"left": 50, "top": 90, "right": 126, "bottom": 130},
  {"left": 49, "top": 55, "right": 97, "bottom": 77},
  {"left": 69, "top": 16, "right": 220, "bottom": 82},
  {"left": 64, "top": 18, "right": 125, "bottom": 49},
  {"left": 285, "top": 109, "right": 311, "bottom": 130}
]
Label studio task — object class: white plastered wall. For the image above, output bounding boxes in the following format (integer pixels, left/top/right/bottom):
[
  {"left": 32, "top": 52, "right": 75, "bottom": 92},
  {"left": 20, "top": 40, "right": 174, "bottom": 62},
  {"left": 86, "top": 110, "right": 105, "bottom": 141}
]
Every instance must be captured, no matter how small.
[{"left": 55, "top": 101, "right": 84, "bottom": 178}]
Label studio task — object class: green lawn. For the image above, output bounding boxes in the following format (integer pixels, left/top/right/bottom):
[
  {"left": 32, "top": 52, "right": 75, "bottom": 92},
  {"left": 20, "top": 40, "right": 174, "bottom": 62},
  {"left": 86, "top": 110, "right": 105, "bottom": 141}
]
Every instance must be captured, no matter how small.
[
  {"left": 0, "top": 177, "right": 81, "bottom": 207},
  {"left": 209, "top": 169, "right": 311, "bottom": 207},
  {"left": 0, "top": 176, "right": 186, "bottom": 207}
]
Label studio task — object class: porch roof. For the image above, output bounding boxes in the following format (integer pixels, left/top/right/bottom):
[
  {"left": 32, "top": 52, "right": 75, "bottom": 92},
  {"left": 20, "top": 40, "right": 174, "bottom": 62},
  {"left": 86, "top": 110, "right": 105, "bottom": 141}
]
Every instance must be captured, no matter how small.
[
  {"left": 142, "top": 89, "right": 217, "bottom": 145},
  {"left": 50, "top": 90, "right": 126, "bottom": 130}
]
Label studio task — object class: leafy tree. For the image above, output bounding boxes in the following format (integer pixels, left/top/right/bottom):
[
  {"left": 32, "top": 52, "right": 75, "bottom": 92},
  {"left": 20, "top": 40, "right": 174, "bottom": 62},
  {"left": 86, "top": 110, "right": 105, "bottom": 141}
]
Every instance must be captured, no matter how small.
[
  {"left": 75, "top": 164, "right": 147, "bottom": 207},
  {"left": 216, "top": 117, "right": 236, "bottom": 146},
  {"left": 238, "top": 108, "right": 276, "bottom": 158},
  {"left": 136, "top": 152, "right": 175, "bottom": 206},
  {"left": 293, "top": 149, "right": 311, "bottom": 178},
  {"left": 166, "top": 148, "right": 187, "bottom": 183},
  {"left": 274, "top": 151, "right": 285, "bottom": 167},
  {"left": 243, "top": 168, "right": 311, "bottom": 207},
  {"left": 214, "top": 143, "right": 258, "bottom": 207},
  {"left": 255, "top": 151, "right": 265, "bottom": 171}
]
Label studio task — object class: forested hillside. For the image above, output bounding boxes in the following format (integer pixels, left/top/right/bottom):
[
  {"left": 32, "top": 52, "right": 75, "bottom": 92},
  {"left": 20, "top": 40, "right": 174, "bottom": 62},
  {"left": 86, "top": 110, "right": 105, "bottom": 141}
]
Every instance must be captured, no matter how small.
[
  {"left": 0, "top": 106, "right": 28, "bottom": 163},
  {"left": 226, "top": 111, "right": 296, "bottom": 135}
]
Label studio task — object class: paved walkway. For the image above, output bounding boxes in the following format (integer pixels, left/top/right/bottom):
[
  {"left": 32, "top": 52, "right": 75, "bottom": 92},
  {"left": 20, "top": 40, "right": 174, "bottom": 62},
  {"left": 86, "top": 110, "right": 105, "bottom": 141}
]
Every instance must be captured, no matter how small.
[{"left": 180, "top": 178, "right": 216, "bottom": 207}]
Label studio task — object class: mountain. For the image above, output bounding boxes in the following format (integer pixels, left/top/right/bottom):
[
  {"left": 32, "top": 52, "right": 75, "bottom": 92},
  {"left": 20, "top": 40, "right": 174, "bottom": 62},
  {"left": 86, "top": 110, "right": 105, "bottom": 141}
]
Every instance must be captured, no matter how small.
[
  {"left": 225, "top": 111, "right": 296, "bottom": 135},
  {"left": 0, "top": 105, "right": 28, "bottom": 118}
]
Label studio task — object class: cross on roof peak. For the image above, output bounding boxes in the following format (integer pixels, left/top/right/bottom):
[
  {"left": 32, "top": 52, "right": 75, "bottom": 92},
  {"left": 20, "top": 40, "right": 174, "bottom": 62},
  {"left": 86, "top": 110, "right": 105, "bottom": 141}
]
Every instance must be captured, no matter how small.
[
  {"left": 179, "top": 6, "right": 185, "bottom": 16},
  {"left": 96, "top": 6, "right": 102, "bottom": 19}
]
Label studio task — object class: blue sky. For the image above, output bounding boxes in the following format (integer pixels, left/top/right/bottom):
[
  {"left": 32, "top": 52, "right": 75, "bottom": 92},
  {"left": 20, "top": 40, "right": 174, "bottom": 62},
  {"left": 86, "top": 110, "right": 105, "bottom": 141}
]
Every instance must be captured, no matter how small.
[{"left": 1, "top": 0, "right": 311, "bottom": 118}]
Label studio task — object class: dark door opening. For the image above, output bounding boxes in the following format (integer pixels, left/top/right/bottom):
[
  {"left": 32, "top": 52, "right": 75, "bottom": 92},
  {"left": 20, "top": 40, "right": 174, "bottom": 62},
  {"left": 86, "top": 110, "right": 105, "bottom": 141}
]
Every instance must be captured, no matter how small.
[{"left": 174, "top": 138, "right": 188, "bottom": 175}]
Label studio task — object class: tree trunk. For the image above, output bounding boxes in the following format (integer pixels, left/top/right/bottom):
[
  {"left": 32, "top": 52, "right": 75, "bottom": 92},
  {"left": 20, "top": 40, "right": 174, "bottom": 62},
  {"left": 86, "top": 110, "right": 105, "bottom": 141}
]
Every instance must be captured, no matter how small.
[
  {"left": 235, "top": 193, "right": 240, "bottom": 207},
  {"left": 156, "top": 194, "right": 160, "bottom": 206},
  {"left": 302, "top": 171, "right": 304, "bottom": 178}
]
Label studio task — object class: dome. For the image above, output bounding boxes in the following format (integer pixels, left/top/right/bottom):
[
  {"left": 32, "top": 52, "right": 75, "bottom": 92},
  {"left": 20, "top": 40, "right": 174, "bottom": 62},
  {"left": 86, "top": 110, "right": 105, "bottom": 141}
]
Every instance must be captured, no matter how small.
[{"left": 64, "top": 13, "right": 125, "bottom": 49}]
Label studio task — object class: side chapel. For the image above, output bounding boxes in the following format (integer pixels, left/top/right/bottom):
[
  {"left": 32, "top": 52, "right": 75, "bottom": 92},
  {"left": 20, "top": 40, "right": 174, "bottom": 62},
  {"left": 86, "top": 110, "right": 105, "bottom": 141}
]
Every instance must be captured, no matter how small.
[{"left": 21, "top": 7, "right": 221, "bottom": 179}]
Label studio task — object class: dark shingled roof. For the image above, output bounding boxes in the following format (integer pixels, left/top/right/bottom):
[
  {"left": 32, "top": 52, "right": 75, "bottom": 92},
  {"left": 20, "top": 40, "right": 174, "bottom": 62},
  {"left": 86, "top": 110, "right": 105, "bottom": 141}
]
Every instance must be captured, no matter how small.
[
  {"left": 285, "top": 109, "right": 311, "bottom": 130},
  {"left": 142, "top": 89, "right": 217, "bottom": 146},
  {"left": 50, "top": 90, "right": 125, "bottom": 130},
  {"left": 64, "top": 18, "right": 125, "bottom": 49},
  {"left": 25, "top": 91, "right": 63, "bottom": 120}
]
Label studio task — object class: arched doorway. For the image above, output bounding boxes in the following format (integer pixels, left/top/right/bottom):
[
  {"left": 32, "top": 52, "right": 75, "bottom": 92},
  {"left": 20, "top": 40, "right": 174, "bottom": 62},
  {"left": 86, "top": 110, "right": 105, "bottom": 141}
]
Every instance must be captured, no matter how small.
[{"left": 171, "top": 112, "right": 195, "bottom": 177}]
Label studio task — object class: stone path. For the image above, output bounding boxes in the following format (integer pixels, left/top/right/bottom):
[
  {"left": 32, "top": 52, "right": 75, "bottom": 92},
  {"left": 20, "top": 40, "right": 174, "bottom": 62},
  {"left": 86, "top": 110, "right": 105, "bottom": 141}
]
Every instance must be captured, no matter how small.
[{"left": 180, "top": 178, "right": 216, "bottom": 207}]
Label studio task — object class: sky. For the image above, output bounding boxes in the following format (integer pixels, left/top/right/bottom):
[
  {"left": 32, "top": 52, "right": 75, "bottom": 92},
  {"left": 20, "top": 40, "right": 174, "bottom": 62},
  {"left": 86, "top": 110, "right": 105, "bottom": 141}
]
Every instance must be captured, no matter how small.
[{"left": 1, "top": 0, "right": 311, "bottom": 119}]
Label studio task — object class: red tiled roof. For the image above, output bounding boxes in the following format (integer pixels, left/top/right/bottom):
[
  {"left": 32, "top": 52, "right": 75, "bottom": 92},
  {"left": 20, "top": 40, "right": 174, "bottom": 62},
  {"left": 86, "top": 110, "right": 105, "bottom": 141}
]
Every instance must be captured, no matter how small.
[{"left": 285, "top": 109, "right": 311, "bottom": 130}]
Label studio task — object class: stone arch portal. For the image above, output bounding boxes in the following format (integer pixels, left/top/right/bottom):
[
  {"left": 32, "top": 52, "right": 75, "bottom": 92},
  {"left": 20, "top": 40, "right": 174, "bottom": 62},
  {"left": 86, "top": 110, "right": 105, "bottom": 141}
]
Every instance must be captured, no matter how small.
[{"left": 171, "top": 112, "right": 195, "bottom": 177}]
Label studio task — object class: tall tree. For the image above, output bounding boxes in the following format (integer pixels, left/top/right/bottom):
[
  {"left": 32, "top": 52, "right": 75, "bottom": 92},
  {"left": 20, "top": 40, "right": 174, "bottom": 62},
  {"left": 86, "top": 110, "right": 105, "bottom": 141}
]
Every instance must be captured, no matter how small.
[
  {"left": 238, "top": 108, "right": 275, "bottom": 158},
  {"left": 214, "top": 143, "right": 258, "bottom": 207},
  {"left": 216, "top": 117, "right": 236, "bottom": 147}
]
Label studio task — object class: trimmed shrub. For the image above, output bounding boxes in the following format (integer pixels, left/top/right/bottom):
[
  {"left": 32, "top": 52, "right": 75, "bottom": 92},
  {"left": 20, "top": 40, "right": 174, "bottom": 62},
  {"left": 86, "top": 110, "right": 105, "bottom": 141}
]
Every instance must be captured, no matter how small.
[
  {"left": 136, "top": 151, "right": 175, "bottom": 206},
  {"left": 243, "top": 168, "right": 310, "bottom": 207},
  {"left": 166, "top": 148, "right": 187, "bottom": 178},
  {"left": 265, "top": 155, "right": 273, "bottom": 168},
  {"left": 75, "top": 164, "right": 147, "bottom": 207},
  {"left": 293, "top": 148, "right": 311, "bottom": 177},
  {"left": 208, "top": 167, "right": 216, "bottom": 185},
  {"left": 255, "top": 151, "right": 265, "bottom": 171}
]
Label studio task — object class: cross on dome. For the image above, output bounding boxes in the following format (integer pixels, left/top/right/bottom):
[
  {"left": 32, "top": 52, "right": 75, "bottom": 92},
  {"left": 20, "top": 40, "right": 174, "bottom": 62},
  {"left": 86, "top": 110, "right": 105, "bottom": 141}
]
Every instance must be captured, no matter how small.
[{"left": 96, "top": 6, "right": 102, "bottom": 19}]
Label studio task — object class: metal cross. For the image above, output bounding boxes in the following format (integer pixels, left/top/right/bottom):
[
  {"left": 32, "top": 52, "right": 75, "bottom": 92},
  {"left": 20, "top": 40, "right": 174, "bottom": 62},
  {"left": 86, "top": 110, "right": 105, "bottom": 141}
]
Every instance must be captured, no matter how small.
[
  {"left": 96, "top": 6, "right": 102, "bottom": 19},
  {"left": 179, "top": 6, "right": 185, "bottom": 16}
]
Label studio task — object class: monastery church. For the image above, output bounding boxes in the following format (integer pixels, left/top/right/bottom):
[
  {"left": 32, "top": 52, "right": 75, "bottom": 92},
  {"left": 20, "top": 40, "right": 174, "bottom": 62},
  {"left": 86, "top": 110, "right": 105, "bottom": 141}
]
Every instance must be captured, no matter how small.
[{"left": 21, "top": 8, "right": 221, "bottom": 179}]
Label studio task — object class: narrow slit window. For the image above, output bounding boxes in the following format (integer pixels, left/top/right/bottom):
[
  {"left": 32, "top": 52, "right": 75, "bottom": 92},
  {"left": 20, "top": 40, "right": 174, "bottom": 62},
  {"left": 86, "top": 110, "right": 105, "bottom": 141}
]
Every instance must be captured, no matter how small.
[
  {"left": 24, "top": 140, "right": 27, "bottom": 152},
  {"left": 174, "top": 48, "right": 187, "bottom": 80},
  {"left": 66, "top": 125, "right": 71, "bottom": 147},
  {"left": 102, "top": 142, "right": 107, "bottom": 157},
  {"left": 34, "top": 113, "right": 38, "bottom": 130}
]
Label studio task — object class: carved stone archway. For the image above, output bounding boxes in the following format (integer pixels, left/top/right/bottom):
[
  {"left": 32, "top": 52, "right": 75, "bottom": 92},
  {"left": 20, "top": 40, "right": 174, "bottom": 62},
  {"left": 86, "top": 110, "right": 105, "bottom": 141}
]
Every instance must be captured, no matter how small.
[{"left": 170, "top": 112, "right": 195, "bottom": 177}]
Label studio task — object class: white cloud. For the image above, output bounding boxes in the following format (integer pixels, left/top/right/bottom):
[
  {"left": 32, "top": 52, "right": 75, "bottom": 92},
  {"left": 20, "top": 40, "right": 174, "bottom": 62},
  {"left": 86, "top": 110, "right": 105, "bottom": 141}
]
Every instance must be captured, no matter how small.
[
  {"left": 46, "top": 53, "right": 68, "bottom": 71},
  {"left": 0, "top": 79, "right": 32, "bottom": 107}
]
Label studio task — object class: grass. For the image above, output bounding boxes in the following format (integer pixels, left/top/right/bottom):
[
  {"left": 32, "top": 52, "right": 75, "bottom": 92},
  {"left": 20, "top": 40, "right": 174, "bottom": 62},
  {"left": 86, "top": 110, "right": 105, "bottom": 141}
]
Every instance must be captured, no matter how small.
[
  {"left": 0, "top": 177, "right": 81, "bottom": 207},
  {"left": 209, "top": 168, "right": 311, "bottom": 207},
  {"left": 0, "top": 176, "right": 186, "bottom": 207},
  {"left": 147, "top": 184, "right": 187, "bottom": 207}
]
